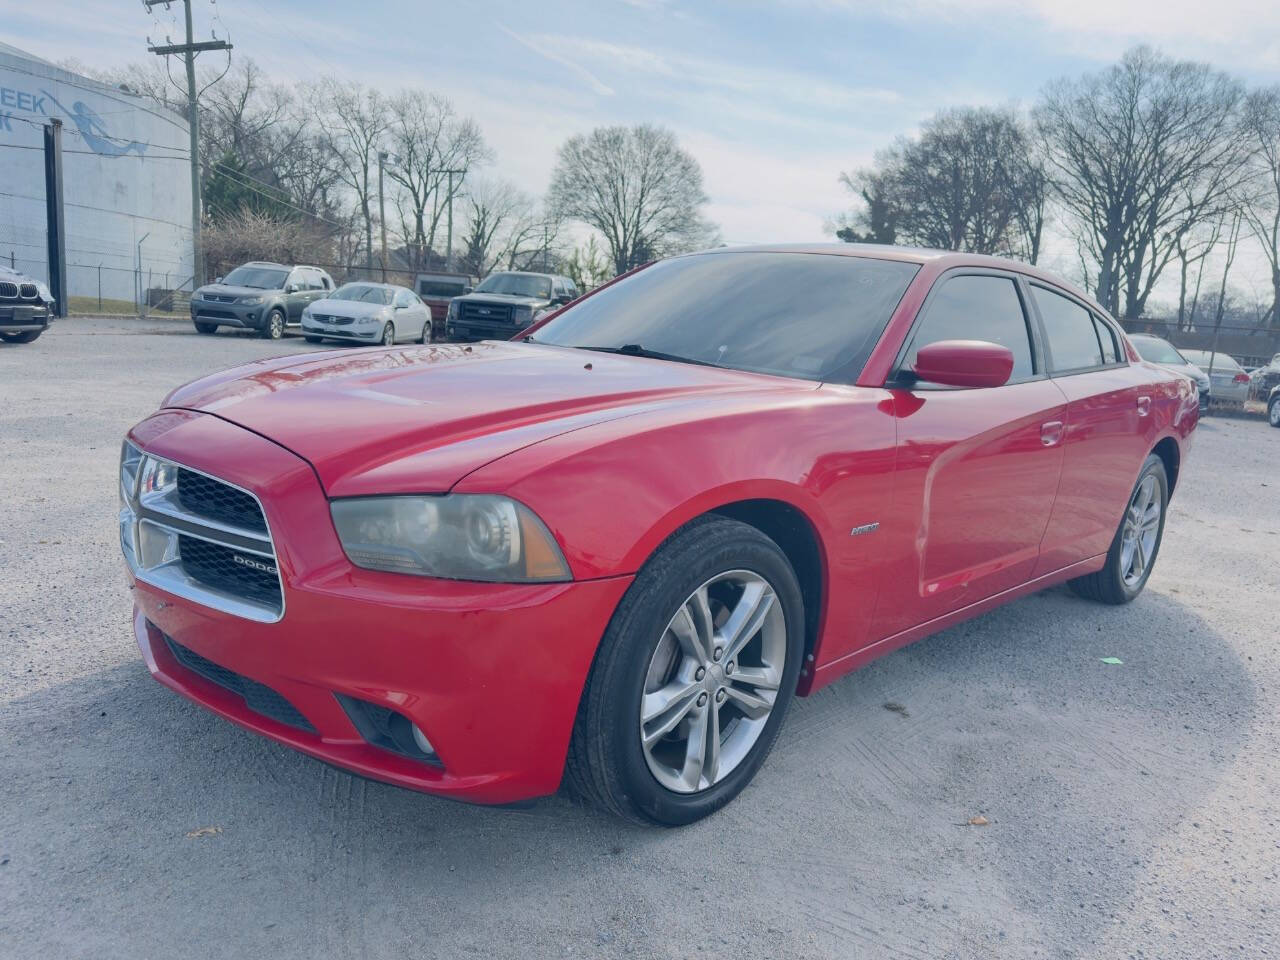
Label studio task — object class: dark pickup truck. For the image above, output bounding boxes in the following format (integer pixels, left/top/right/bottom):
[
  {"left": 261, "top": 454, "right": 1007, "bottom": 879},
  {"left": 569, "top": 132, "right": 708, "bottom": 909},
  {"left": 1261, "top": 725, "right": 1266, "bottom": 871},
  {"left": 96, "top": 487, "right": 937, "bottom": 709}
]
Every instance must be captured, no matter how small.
[
  {"left": 0, "top": 267, "right": 55, "bottom": 344},
  {"left": 445, "top": 271, "right": 578, "bottom": 342}
]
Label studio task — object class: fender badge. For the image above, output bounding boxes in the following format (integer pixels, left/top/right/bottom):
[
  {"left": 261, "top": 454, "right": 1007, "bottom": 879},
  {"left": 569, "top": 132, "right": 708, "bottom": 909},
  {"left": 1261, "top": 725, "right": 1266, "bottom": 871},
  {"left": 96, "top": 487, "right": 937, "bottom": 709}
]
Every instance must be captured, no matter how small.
[{"left": 850, "top": 522, "right": 880, "bottom": 537}]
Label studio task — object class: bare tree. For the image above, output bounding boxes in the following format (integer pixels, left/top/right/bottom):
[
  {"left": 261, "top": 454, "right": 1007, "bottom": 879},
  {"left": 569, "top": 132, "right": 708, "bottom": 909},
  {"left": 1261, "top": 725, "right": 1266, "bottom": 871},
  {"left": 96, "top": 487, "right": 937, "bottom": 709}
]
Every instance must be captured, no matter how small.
[
  {"left": 310, "top": 79, "right": 391, "bottom": 274},
  {"left": 1240, "top": 88, "right": 1280, "bottom": 327},
  {"left": 548, "top": 125, "right": 717, "bottom": 276},
  {"left": 835, "top": 108, "right": 1045, "bottom": 260},
  {"left": 456, "top": 179, "right": 532, "bottom": 277},
  {"left": 385, "top": 91, "right": 491, "bottom": 272},
  {"left": 1036, "top": 46, "right": 1250, "bottom": 318}
]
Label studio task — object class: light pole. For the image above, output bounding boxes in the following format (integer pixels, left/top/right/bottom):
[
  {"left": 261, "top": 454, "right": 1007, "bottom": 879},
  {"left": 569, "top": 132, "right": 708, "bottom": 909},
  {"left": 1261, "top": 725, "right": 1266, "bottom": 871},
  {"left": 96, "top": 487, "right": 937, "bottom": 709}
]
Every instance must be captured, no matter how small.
[{"left": 378, "top": 151, "right": 388, "bottom": 282}]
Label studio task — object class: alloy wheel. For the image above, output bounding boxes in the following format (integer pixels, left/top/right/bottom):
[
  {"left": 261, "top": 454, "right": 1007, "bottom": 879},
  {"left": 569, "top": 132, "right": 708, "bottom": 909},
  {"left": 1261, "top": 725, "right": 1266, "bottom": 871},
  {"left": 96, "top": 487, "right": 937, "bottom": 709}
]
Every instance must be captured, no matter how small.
[
  {"left": 639, "top": 570, "right": 786, "bottom": 794},
  {"left": 1119, "top": 474, "right": 1161, "bottom": 587},
  {"left": 381, "top": 323, "right": 394, "bottom": 346},
  {"left": 1270, "top": 400, "right": 1280, "bottom": 427},
  {"left": 267, "top": 312, "right": 284, "bottom": 339}
]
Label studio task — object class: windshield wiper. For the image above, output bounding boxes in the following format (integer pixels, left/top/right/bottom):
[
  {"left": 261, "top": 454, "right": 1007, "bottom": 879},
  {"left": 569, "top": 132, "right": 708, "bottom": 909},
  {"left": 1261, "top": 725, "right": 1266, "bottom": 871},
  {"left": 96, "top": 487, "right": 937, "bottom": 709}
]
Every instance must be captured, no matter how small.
[{"left": 574, "top": 343, "right": 720, "bottom": 368}]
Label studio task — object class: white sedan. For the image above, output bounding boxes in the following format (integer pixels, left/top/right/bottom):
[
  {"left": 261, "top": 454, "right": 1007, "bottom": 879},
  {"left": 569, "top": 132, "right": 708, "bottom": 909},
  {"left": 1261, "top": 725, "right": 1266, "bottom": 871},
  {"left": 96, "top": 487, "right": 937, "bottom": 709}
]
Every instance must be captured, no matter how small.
[
  {"left": 301, "top": 282, "right": 432, "bottom": 347},
  {"left": 1179, "top": 349, "right": 1251, "bottom": 407}
]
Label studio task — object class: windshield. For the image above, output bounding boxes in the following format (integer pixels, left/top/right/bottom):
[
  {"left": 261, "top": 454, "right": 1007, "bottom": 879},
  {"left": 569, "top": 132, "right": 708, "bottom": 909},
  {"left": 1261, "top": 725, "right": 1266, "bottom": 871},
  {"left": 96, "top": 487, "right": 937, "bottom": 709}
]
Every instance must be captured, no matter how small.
[
  {"left": 1132, "top": 337, "right": 1186, "bottom": 365},
  {"left": 222, "top": 266, "right": 289, "bottom": 290},
  {"left": 1180, "top": 349, "right": 1242, "bottom": 372},
  {"left": 531, "top": 252, "right": 919, "bottom": 382},
  {"left": 330, "top": 284, "right": 394, "bottom": 305},
  {"left": 474, "top": 273, "right": 553, "bottom": 299}
]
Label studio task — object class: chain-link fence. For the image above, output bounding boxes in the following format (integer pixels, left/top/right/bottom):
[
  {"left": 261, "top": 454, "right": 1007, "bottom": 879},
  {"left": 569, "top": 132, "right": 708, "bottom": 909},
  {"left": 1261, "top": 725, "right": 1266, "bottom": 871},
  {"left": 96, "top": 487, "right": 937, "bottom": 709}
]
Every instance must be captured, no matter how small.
[{"left": 1119, "top": 318, "right": 1280, "bottom": 369}]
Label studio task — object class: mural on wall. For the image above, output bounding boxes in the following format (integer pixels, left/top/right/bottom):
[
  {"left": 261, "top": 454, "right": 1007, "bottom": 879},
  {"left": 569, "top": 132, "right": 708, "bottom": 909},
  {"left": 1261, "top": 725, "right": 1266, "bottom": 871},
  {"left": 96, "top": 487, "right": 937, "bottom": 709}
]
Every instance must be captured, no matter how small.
[{"left": 42, "top": 91, "right": 149, "bottom": 158}]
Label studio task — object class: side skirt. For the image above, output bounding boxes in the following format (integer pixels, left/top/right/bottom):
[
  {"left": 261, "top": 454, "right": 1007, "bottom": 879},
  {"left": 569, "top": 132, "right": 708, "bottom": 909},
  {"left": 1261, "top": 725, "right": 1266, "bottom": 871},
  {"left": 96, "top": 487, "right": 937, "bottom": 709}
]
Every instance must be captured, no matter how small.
[{"left": 798, "top": 553, "right": 1107, "bottom": 695}]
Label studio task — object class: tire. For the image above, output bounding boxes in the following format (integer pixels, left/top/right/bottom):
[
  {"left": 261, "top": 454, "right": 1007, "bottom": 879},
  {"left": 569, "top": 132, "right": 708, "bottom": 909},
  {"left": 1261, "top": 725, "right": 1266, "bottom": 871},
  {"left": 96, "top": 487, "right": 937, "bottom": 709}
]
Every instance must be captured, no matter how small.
[
  {"left": 261, "top": 309, "right": 285, "bottom": 340},
  {"left": 1069, "top": 454, "right": 1168, "bottom": 605},
  {"left": 419, "top": 320, "right": 432, "bottom": 344},
  {"left": 566, "top": 515, "right": 805, "bottom": 825},
  {"left": 379, "top": 322, "right": 395, "bottom": 347},
  {"left": 193, "top": 321, "right": 217, "bottom": 335},
  {"left": 1269, "top": 396, "right": 1280, "bottom": 428},
  {"left": 304, "top": 335, "right": 322, "bottom": 344},
  {"left": 0, "top": 329, "right": 42, "bottom": 343}
]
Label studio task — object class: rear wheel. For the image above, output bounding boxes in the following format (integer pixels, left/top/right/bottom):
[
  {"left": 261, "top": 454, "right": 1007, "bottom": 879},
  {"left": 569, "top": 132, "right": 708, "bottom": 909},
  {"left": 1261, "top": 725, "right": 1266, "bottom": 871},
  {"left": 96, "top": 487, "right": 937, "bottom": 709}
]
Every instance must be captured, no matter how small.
[
  {"left": 304, "top": 335, "right": 322, "bottom": 344},
  {"left": 566, "top": 516, "right": 804, "bottom": 825},
  {"left": 1069, "top": 454, "right": 1168, "bottom": 604},
  {"left": 193, "top": 321, "right": 217, "bottom": 335},
  {"left": 260, "top": 309, "right": 285, "bottom": 340},
  {"left": 380, "top": 322, "right": 395, "bottom": 346},
  {"left": 0, "top": 330, "right": 42, "bottom": 343}
]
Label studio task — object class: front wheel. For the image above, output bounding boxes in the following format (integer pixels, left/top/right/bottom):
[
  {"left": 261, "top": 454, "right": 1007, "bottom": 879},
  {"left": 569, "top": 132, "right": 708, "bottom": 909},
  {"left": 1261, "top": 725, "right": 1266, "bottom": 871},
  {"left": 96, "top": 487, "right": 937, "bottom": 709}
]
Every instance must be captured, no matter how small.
[
  {"left": 260, "top": 309, "right": 285, "bottom": 340},
  {"left": 0, "top": 330, "right": 42, "bottom": 343},
  {"left": 193, "top": 321, "right": 217, "bottom": 335},
  {"left": 419, "top": 320, "right": 432, "bottom": 344},
  {"left": 304, "top": 335, "right": 322, "bottom": 344},
  {"left": 566, "top": 516, "right": 804, "bottom": 825},
  {"left": 379, "top": 322, "right": 395, "bottom": 347},
  {"left": 1069, "top": 454, "right": 1168, "bottom": 604},
  {"left": 1269, "top": 395, "right": 1280, "bottom": 428}
]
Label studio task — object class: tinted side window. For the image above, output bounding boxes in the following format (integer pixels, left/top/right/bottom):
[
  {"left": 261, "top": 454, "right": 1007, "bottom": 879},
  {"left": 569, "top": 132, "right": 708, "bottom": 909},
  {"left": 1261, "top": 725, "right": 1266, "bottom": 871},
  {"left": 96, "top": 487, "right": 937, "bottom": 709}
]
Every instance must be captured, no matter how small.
[
  {"left": 1093, "top": 315, "right": 1118, "bottom": 364},
  {"left": 907, "top": 275, "right": 1034, "bottom": 382},
  {"left": 1033, "top": 286, "right": 1102, "bottom": 372},
  {"left": 394, "top": 290, "right": 412, "bottom": 308}
]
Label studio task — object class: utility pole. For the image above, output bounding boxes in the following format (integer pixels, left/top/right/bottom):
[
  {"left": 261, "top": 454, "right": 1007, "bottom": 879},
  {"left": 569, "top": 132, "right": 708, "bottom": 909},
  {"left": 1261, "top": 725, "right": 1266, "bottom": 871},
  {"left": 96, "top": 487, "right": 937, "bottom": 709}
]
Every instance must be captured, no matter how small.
[
  {"left": 441, "top": 168, "right": 464, "bottom": 273},
  {"left": 145, "top": 0, "right": 231, "bottom": 288},
  {"left": 43, "top": 118, "right": 66, "bottom": 317},
  {"left": 378, "top": 151, "right": 388, "bottom": 282}
]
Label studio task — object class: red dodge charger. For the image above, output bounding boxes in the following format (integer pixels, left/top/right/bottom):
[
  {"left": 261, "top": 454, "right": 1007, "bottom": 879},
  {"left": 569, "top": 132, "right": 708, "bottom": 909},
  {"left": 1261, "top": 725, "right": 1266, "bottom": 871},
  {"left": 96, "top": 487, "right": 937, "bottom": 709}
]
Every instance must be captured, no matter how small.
[{"left": 119, "top": 245, "right": 1197, "bottom": 824}]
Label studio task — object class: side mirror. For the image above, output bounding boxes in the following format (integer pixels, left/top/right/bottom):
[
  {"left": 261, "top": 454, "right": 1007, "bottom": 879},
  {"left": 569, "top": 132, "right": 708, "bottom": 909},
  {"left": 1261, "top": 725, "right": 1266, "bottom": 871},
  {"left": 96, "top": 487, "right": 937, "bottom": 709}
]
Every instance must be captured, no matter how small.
[
  {"left": 911, "top": 339, "right": 1014, "bottom": 389},
  {"left": 214, "top": 276, "right": 223, "bottom": 284},
  {"left": 463, "top": 286, "right": 473, "bottom": 294}
]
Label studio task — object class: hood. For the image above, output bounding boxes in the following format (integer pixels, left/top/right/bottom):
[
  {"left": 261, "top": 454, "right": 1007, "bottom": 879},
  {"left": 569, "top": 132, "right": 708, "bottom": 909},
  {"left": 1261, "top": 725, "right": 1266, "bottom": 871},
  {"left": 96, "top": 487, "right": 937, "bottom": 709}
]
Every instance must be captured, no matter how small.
[
  {"left": 0, "top": 266, "right": 54, "bottom": 304},
  {"left": 456, "top": 292, "right": 548, "bottom": 307},
  {"left": 197, "top": 283, "right": 279, "bottom": 298},
  {"left": 306, "top": 298, "right": 390, "bottom": 319},
  {"left": 162, "top": 341, "right": 802, "bottom": 496}
]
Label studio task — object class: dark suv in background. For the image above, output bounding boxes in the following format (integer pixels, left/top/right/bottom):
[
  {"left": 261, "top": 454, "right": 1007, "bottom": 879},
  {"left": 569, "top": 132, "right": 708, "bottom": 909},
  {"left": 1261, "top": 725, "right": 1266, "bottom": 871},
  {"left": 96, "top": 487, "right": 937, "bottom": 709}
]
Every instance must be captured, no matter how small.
[
  {"left": 445, "top": 271, "right": 577, "bottom": 341},
  {"left": 416, "top": 271, "right": 475, "bottom": 342},
  {"left": 191, "top": 262, "right": 334, "bottom": 339}
]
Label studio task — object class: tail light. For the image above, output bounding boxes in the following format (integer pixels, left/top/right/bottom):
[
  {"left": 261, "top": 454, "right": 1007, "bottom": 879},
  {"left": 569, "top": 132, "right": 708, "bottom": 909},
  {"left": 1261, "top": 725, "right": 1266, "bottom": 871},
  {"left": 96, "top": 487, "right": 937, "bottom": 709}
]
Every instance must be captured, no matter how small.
[{"left": 1233, "top": 373, "right": 1250, "bottom": 384}]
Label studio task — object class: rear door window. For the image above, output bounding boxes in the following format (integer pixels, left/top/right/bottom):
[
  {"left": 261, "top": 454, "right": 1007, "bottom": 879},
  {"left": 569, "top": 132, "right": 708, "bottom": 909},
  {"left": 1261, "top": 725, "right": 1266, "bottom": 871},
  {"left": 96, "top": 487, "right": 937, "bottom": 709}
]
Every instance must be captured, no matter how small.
[
  {"left": 1032, "top": 286, "right": 1103, "bottom": 373},
  {"left": 1093, "top": 316, "right": 1119, "bottom": 364},
  {"left": 906, "top": 274, "right": 1035, "bottom": 383}
]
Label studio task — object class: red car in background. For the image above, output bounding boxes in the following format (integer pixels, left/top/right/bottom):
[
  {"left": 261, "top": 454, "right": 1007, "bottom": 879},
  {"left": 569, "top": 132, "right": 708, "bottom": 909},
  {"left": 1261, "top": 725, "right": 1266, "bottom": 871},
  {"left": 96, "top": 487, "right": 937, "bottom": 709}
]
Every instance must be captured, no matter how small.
[
  {"left": 414, "top": 271, "right": 475, "bottom": 342},
  {"left": 119, "top": 245, "right": 1197, "bottom": 825}
]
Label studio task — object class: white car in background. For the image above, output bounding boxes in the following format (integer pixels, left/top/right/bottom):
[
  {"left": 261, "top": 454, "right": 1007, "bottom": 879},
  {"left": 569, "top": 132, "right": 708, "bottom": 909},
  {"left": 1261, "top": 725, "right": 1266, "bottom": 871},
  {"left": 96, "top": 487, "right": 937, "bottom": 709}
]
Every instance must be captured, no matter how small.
[
  {"left": 1178, "top": 349, "right": 1251, "bottom": 408},
  {"left": 301, "top": 282, "right": 432, "bottom": 347},
  {"left": 1129, "top": 335, "right": 1211, "bottom": 411}
]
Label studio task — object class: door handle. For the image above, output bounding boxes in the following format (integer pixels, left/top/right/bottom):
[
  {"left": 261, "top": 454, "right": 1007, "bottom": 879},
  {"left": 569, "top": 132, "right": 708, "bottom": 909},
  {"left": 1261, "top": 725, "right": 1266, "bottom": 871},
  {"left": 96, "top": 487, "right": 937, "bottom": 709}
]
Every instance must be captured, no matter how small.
[
  {"left": 1040, "top": 420, "right": 1064, "bottom": 447},
  {"left": 1137, "top": 396, "right": 1151, "bottom": 417}
]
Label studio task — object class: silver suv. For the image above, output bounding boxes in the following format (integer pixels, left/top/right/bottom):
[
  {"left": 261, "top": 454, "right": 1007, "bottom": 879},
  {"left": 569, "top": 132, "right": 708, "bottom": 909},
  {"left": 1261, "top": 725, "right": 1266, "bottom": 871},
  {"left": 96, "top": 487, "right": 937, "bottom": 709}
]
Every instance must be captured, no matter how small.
[{"left": 191, "top": 262, "right": 335, "bottom": 339}]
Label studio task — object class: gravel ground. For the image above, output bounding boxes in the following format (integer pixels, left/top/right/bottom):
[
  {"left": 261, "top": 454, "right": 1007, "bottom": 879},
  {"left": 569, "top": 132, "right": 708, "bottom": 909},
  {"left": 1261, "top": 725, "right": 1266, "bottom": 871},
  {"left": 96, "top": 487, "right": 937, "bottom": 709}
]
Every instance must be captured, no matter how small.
[{"left": 2, "top": 317, "right": 1278, "bottom": 960}]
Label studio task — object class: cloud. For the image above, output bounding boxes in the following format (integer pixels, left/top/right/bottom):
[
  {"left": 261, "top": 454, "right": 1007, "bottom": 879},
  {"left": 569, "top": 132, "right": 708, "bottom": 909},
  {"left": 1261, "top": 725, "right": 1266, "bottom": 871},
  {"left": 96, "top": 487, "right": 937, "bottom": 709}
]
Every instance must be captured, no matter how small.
[{"left": 494, "top": 23, "right": 615, "bottom": 96}]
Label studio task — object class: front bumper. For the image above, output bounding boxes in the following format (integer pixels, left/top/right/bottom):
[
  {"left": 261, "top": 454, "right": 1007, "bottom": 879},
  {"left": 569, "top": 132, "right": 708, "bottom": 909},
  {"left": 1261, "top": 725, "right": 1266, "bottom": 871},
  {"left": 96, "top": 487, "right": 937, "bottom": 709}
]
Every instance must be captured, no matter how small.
[
  {"left": 191, "top": 300, "right": 263, "bottom": 329},
  {"left": 125, "top": 410, "right": 631, "bottom": 804},
  {"left": 301, "top": 319, "right": 380, "bottom": 342},
  {"left": 0, "top": 303, "right": 51, "bottom": 331}
]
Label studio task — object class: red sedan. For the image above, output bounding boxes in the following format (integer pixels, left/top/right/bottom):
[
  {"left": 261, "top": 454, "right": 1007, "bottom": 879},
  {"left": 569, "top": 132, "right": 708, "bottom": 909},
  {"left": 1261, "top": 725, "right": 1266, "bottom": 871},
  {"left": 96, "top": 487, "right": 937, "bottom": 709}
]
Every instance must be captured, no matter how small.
[{"left": 119, "top": 245, "right": 1197, "bottom": 824}]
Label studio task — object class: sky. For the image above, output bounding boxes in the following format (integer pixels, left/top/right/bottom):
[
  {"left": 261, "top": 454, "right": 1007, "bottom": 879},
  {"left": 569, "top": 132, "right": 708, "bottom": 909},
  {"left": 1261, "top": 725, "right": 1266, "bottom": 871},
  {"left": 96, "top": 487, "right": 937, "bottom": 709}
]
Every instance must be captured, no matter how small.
[{"left": 4, "top": 0, "right": 1280, "bottom": 297}]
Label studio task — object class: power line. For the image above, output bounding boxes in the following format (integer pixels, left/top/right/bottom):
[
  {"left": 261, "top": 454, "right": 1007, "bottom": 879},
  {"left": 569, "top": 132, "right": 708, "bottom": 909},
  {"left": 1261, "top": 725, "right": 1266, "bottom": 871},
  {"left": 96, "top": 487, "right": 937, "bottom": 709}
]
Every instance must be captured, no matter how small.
[{"left": 210, "top": 161, "right": 345, "bottom": 228}]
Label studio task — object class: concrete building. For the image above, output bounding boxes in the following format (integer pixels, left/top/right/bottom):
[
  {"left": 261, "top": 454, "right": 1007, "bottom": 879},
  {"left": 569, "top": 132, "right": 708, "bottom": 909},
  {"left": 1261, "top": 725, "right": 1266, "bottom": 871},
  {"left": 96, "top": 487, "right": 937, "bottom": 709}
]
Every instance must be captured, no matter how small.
[{"left": 0, "top": 41, "right": 192, "bottom": 308}]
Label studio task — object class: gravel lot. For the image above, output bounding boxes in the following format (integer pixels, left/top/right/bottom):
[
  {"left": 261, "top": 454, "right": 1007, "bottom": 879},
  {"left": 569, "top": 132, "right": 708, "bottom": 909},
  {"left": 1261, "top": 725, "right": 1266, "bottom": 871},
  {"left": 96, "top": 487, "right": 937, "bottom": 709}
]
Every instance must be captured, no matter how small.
[{"left": 2, "top": 317, "right": 1278, "bottom": 960}]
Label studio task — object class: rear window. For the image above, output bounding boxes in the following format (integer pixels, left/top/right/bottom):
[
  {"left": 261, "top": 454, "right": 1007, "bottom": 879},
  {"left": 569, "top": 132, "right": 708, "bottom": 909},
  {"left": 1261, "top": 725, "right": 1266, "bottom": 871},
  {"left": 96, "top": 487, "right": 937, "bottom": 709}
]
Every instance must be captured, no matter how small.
[
  {"left": 1181, "top": 350, "right": 1243, "bottom": 372},
  {"left": 531, "top": 252, "right": 919, "bottom": 382},
  {"left": 418, "top": 280, "right": 468, "bottom": 297},
  {"left": 1032, "top": 285, "right": 1102, "bottom": 373}
]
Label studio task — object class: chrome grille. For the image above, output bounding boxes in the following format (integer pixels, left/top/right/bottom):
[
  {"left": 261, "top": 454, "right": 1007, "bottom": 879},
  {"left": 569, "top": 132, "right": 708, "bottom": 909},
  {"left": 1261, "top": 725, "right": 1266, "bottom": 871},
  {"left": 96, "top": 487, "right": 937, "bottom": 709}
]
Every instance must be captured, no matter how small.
[
  {"left": 0, "top": 282, "right": 16, "bottom": 299},
  {"left": 310, "top": 314, "right": 354, "bottom": 325},
  {"left": 119, "top": 444, "right": 284, "bottom": 622},
  {"left": 19, "top": 283, "right": 38, "bottom": 299},
  {"left": 460, "top": 301, "right": 514, "bottom": 325}
]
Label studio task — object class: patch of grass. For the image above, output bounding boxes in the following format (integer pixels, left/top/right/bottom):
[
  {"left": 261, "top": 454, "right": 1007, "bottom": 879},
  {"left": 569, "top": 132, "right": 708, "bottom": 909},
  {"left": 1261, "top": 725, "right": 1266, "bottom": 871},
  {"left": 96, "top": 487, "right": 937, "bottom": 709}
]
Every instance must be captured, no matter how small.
[{"left": 67, "top": 295, "right": 185, "bottom": 318}]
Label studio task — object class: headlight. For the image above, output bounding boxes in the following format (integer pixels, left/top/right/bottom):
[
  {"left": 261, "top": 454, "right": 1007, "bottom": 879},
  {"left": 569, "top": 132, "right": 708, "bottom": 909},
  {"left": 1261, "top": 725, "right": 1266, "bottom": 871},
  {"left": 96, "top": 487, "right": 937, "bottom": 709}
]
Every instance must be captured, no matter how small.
[
  {"left": 447, "top": 301, "right": 459, "bottom": 321},
  {"left": 513, "top": 305, "right": 534, "bottom": 328},
  {"left": 330, "top": 495, "right": 571, "bottom": 582},
  {"left": 239, "top": 295, "right": 264, "bottom": 305}
]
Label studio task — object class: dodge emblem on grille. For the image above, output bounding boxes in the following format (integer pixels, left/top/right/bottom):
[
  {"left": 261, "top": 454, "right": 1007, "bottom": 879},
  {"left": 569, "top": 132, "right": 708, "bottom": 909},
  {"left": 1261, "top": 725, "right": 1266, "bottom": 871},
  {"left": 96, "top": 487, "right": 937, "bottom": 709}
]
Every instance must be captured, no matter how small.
[{"left": 233, "top": 554, "right": 278, "bottom": 575}]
